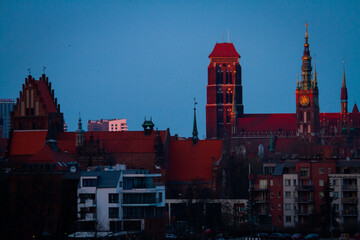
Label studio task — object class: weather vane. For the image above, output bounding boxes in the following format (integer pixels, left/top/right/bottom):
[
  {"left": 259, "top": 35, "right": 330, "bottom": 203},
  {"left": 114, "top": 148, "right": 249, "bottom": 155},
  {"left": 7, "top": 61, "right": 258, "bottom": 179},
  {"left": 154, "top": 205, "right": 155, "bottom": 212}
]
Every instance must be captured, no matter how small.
[
  {"left": 27, "top": 68, "right": 31, "bottom": 75},
  {"left": 43, "top": 66, "right": 46, "bottom": 74}
]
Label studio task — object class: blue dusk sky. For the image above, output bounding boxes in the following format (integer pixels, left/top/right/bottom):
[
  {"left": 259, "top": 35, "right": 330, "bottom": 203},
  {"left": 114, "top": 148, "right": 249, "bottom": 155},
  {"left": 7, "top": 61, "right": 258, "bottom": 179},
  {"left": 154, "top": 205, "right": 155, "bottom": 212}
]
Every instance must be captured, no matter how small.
[{"left": 1, "top": 0, "right": 360, "bottom": 138}]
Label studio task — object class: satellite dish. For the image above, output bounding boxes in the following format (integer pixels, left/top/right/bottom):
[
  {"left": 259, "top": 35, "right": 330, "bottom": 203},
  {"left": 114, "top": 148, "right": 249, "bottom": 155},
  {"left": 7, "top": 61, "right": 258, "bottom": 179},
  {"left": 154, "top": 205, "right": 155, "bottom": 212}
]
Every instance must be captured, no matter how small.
[{"left": 70, "top": 166, "right": 76, "bottom": 173}]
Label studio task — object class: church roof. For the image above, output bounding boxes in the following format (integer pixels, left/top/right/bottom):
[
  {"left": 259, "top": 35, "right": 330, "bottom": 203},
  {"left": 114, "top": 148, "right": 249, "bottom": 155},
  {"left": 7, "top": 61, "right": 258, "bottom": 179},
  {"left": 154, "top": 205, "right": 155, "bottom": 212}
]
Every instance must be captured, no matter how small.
[
  {"left": 209, "top": 43, "right": 240, "bottom": 58},
  {"left": 167, "top": 139, "right": 222, "bottom": 182},
  {"left": 57, "top": 130, "right": 167, "bottom": 154},
  {"left": 28, "top": 145, "right": 75, "bottom": 169},
  {"left": 237, "top": 113, "right": 297, "bottom": 133},
  {"left": 9, "top": 130, "right": 48, "bottom": 155}
]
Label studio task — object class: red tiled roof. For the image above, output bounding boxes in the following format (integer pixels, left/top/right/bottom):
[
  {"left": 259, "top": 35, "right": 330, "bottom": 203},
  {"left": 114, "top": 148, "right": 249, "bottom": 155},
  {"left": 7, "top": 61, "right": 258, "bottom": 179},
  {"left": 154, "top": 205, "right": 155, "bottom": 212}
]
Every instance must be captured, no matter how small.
[
  {"left": 209, "top": 43, "right": 240, "bottom": 58},
  {"left": 29, "top": 145, "right": 75, "bottom": 169},
  {"left": 237, "top": 114, "right": 297, "bottom": 132},
  {"left": 9, "top": 130, "right": 48, "bottom": 155},
  {"left": 34, "top": 80, "right": 58, "bottom": 113},
  {"left": 167, "top": 139, "right": 222, "bottom": 182},
  {"left": 57, "top": 131, "right": 167, "bottom": 154}
]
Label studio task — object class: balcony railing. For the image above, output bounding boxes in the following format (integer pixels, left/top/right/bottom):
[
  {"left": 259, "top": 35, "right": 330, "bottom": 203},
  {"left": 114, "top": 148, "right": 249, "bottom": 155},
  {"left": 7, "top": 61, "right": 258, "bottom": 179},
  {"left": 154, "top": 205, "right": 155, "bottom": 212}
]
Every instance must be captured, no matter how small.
[
  {"left": 342, "top": 210, "right": 358, "bottom": 216},
  {"left": 123, "top": 197, "right": 161, "bottom": 205},
  {"left": 252, "top": 185, "right": 269, "bottom": 191},
  {"left": 295, "top": 210, "right": 314, "bottom": 215},
  {"left": 296, "top": 185, "right": 314, "bottom": 191},
  {"left": 295, "top": 197, "right": 314, "bottom": 203},
  {"left": 342, "top": 185, "right": 358, "bottom": 191}
]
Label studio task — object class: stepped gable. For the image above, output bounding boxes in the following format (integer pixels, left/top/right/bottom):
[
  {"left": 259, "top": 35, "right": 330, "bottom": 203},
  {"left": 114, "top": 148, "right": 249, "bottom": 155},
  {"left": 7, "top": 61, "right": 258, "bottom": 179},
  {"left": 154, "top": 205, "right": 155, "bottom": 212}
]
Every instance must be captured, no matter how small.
[{"left": 167, "top": 139, "right": 222, "bottom": 182}]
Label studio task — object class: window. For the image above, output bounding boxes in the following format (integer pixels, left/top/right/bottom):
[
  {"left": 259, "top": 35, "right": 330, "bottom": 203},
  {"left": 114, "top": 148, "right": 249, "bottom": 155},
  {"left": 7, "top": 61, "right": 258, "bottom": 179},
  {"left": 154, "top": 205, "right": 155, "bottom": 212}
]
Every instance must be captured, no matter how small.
[
  {"left": 79, "top": 193, "right": 95, "bottom": 203},
  {"left": 319, "top": 168, "right": 324, "bottom": 174},
  {"left": 278, "top": 180, "right": 281, "bottom": 186},
  {"left": 278, "top": 215, "right": 282, "bottom": 222},
  {"left": 270, "top": 180, "right": 273, "bottom": 186},
  {"left": 259, "top": 179, "right": 268, "bottom": 189},
  {"left": 319, "top": 180, "right": 324, "bottom": 186},
  {"left": 270, "top": 192, "right": 273, "bottom": 198},
  {"left": 278, "top": 204, "right": 281, "bottom": 210},
  {"left": 332, "top": 179, "right": 338, "bottom": 186},
  {"left": 286, "top": 216, "right": 291, "bottom": 223},
  {"left": 328, "top": 168, "right": 332, "bottom": 174},
  {"left": 319, "top": 192, "right": 324, "bottom": 198},
  {"left": 109, "top": 193, "right": 119, "bottom": 203},
  {"left": 299, "top": 167, "right": 309, "bottom": 177},
  {"left": 293, "top": 179, "right": 297, "bottom": 186},
  {"left": 285, "top": 179, "right": 291, "bottom": 186},
  {"left": 159, "top": 192, "right": 163, "bottom": 202},
  {"left": 285, "top": 191, "right": 291, "bottom": 199},
  {"left": 270, "top": 204, "right": 273, "bottom": 210},
  {"left": 285, "top": 204, "right": 291, "bottom": 211},
  {"left": 82, "top": 178, "right": 97, "bottom": 187},
  {"left": 109, "top": 207, "right": 119, "bottom": 218},
  {"left": 278, "top": 192, "right": 281, "bottom": 198}
]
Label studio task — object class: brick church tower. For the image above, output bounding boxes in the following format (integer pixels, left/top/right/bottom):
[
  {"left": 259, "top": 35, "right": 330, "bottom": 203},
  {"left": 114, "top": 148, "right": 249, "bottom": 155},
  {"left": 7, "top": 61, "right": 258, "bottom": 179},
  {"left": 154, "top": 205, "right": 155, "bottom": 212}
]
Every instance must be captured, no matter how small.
[
  {"left": 11, "top": 74, "right": 64, "bottom": 138},
  {"left": 295, "top": 23, "right": 320, "bottom": 141},
  {"left": 206, "top": 43, "right": 243, "bottom": 139}
]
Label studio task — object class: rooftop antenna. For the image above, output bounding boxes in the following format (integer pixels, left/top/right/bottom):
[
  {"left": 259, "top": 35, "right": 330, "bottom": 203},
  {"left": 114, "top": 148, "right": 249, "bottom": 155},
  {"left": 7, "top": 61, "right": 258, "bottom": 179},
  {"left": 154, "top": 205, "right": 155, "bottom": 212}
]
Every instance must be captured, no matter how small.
[
  {"left": 227, "top": 30, "right": 230, "bottom": 43},
  {"left": 43, "top": 66, "right": 46, "bottom": 74},
  {"left": 27, "top": 68, "right": 31, "bottom": 75}
]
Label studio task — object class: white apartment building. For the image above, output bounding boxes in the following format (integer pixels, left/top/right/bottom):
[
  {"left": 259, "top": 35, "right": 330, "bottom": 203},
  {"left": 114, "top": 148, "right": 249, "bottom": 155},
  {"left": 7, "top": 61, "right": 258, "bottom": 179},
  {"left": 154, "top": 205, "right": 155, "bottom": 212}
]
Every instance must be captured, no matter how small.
[
  {"left": 283, "top": 174, "right": 298, "bottom": 228},
  {"left": 76, "top": 166, "right": 165, "bottom": 234}
]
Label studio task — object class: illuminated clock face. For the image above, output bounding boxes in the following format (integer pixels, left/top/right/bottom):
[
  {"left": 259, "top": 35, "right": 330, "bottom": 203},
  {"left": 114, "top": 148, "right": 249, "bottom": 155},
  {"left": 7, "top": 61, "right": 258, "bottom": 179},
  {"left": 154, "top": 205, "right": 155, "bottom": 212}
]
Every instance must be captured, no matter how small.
[{"left": 299, "top": 95, "right": 310, "bottom": 106}]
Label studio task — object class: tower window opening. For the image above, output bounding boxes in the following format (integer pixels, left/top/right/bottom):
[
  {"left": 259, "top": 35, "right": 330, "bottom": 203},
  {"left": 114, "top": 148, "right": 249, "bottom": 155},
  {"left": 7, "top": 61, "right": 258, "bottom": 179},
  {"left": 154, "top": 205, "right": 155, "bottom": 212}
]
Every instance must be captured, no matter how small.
[
  {"left": 216, "top": 68, "right": 221, "bottom": 84},
  {"left": 229, "top": 70, "right": 232, "bottom": 84},
  {"left": 226, "top": 70, "right": 229, "bottom": 84},
  {"left": 220, "top": 69, "right": 223, "bottom": 84},
  {"left": 230, "top": 91, "right": 233, "bottom": 104}
]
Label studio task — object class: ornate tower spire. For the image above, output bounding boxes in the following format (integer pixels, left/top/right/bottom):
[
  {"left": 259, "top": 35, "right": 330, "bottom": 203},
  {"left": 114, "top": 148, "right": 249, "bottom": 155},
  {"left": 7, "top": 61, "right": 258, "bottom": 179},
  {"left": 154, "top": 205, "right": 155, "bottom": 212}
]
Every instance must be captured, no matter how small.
[
  {"left": 300, "top": 21, "right": 312, "bottom": 90},
  {"left": 192, "top": 98, "right": 199, "bottom": 144},
  {"left": 341, "top": 60, "right": 348, "bottom": 131},
  {"left": 314, "top": 59, "right": 318, "bottom": 88}
]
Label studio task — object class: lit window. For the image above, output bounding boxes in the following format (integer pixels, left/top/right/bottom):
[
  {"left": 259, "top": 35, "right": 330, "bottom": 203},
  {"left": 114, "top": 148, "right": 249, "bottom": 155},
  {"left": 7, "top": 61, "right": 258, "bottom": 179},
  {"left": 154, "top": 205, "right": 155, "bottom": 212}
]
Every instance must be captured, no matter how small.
[
  {"left": 285, "top": 179, "right": 291, "bottom": 186},
  {"left": 270, "top": 180, "right": 273, "bottom": 186},
  {"left": 319, "top": 192, "right": 324, "bottom": 198},
  {"left": 319, "top": 180, "right": 324, "bottom": 186}
]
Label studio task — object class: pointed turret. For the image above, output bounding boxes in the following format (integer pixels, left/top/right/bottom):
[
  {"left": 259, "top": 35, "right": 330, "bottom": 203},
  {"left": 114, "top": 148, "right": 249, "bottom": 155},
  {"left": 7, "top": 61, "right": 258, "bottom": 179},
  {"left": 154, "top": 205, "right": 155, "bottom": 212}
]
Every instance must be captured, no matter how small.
[
  {"left": 192, "top": 98, "right": 199, "bottom": 144},
  {"left": 75, "top": 113, "right": 85, "bottom": 148},
  {"left": 352, "top": 102, "right": 359, "bottom": 113},
  {"left": 300, "top": 22, "right": 312, "bottom": 90},
  {"left": 341, "top": 61, "right": 348, "bottom": 131},
  {"left": 341, "top": 61, "right": 348, "bottom": 102}
]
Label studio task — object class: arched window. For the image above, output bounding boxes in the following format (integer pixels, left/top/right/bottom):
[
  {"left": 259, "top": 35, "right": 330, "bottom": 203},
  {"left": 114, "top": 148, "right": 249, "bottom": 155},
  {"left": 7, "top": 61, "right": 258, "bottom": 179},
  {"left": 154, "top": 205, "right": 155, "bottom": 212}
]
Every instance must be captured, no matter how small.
[
  {"left": 229, "top": 70, "right": 232, "bottom": 84},
  {"left": 217, "top": 88, "right": 224, "bottom": 104},
  {"left": 230, "top": 91, "right": 233, "bottom": 103},
  {"left": 225, "top": 70, "right": 229, "bottom": 84},
  {"left": 216, "top": 65, "right": 221, "bottom": 84}
]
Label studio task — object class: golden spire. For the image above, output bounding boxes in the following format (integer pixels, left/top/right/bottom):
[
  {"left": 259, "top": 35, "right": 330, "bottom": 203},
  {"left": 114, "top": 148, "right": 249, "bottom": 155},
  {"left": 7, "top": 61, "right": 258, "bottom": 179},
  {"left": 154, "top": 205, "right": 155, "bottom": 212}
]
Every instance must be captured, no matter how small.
[{"left": 305, "top": 21, "right": 308, "bottom": 42}]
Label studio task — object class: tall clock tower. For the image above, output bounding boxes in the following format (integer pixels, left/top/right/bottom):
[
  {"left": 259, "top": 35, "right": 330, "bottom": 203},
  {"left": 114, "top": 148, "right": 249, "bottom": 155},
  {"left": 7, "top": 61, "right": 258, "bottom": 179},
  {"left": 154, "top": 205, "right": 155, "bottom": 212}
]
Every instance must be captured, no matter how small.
[{"left": 296, "top": 23, "right": 320, "bottom": 140}]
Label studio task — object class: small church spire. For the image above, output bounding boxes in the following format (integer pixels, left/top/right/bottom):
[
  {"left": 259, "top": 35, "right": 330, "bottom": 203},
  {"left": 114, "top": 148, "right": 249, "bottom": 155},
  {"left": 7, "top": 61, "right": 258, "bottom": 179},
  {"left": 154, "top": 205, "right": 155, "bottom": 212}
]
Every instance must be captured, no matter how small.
[
  {"left": 269, "top": 132, "right": 275, "bottom": 152},
  {"left": 192, "top": 98, "right": 199, "bottom": 144},
  {"left": 77, "top": 112, "right": 83, "bottom": 131}
]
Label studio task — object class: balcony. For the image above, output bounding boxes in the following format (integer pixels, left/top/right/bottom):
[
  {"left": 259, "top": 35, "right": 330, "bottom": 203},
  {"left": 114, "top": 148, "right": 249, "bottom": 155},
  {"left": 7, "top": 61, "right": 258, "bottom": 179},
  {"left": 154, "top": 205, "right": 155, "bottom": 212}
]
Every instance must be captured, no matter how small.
[
  {"left": 252, "top": 185, "right": 269, "bottom": 191},
  {"left": 296, "top": 210, "right": 314, "bottom": 216},
  {"left": 342, "top": 197, "right": 358, "bottom": 203},
  {"left": 296, "top": 185, "right": 314, "bottom": 191},
  {"left": 342, "top": 185, "right": 358, "bottom": 191},
  {"left": 295, "top": 197, "right": 314, "bottom": 203},
  {"left": 342, "top": 210, "right": 358, "bottom": 216},
  {"left": 123, "top": 197, "right": 161, "bottom": 205},
  {"left": 254, "top": 198, "right": 269, "bottom": 203},
  {"left": 257, "top": 210, "right": 270, "bottom": 216}
]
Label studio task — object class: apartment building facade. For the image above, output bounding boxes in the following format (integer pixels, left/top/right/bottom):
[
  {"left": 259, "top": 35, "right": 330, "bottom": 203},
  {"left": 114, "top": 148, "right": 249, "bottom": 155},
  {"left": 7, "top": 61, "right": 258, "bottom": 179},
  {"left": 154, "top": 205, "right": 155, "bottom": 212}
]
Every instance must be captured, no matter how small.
[{"left": 76, "top": 166, "right": 165, "bottom": 239}]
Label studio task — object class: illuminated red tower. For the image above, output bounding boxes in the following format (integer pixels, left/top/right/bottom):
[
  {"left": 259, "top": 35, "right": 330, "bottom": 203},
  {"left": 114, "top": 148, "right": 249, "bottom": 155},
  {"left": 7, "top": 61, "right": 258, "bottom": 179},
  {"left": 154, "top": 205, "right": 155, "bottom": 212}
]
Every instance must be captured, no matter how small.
[
  {"left": 206, "top": 43, "right": 243, "bottom": 139},
  {"left": 295, "top": 23, "right": 320, "bottom": 141}
]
